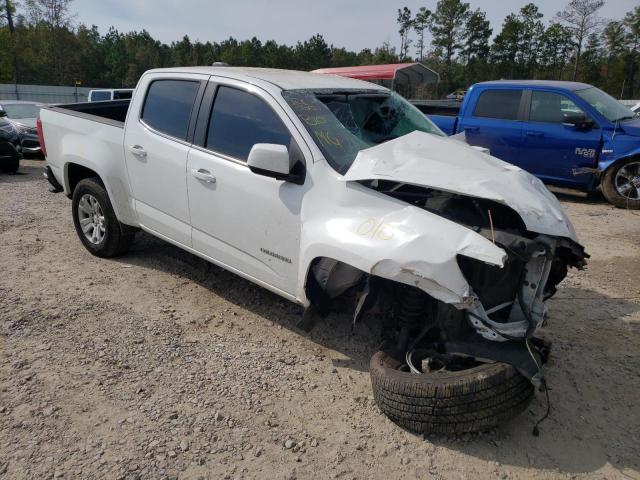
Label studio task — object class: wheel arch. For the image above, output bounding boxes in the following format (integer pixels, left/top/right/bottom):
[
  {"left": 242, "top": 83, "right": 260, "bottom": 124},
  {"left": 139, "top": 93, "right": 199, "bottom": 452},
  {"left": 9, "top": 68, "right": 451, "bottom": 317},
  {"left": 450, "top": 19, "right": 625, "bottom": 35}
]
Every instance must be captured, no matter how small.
[
  {"left": 302, "top": 256, "right": 369, "bottom": 310},
  {"left": 65, "top": 162, "right": 102, "bottom": 197},
  {"left": 599, "top": 150, "right": 640, "bottom": 175},
  {"left": 64, "top": 161, "right": 138, "bottom": 226}
]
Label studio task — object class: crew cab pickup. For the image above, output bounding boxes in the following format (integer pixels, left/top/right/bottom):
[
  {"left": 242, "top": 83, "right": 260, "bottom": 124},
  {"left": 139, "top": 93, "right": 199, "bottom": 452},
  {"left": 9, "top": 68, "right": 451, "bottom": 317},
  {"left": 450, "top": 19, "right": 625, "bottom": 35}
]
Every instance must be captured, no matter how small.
[
  {"left": 40, "top": 67, "right": 587, "bottom": 435},
  {"left": 415, "top": 80, "right": 640, "bottom": 209}
]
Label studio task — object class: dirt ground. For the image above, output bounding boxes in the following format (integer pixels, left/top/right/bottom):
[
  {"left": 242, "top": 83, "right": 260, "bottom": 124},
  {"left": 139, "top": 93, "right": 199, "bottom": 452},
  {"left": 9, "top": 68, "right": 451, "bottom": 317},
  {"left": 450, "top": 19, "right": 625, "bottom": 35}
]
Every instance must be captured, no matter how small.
[{"left": 1, "top": 159, "right": 639, "bottom": 480}]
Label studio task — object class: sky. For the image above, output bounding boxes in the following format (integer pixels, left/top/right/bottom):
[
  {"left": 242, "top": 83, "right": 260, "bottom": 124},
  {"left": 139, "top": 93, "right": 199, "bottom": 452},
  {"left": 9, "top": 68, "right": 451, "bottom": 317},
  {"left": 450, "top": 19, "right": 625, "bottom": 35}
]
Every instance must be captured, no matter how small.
[{"left": 72, "top": 0, "right": 638, "bottom": 52}]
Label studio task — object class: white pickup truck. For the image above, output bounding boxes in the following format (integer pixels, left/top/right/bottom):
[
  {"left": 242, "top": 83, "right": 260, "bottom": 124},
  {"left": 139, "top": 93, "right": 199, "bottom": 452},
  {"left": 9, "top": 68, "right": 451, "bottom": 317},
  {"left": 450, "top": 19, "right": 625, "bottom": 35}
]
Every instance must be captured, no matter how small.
[{"left": 40, "top": 67, "right": 587, "bottom": 435}]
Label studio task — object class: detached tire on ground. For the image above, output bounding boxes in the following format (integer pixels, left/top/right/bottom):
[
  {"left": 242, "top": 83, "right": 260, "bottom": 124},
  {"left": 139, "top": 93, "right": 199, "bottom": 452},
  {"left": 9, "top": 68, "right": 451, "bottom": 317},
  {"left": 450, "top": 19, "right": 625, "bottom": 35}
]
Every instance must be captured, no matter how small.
[
  {"left": 369, "top": 351, "right": 534, "bottom": 435},
  {"left": 72, "top": 177, "right": 135, "bottom": 257}
]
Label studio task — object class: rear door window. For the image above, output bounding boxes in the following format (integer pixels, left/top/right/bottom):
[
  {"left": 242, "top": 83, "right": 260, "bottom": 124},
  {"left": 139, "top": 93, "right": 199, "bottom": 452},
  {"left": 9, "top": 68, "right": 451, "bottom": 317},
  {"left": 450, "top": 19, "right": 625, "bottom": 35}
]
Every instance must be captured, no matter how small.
[
  {"left": 141, "top": 80, "right": 200, "bottom": 140},
  {"left": 206, "top": 86, "right": 291, "bottom": 161},
  {"left": 473, "top": 89, "right": 523, "bottom": 120}
]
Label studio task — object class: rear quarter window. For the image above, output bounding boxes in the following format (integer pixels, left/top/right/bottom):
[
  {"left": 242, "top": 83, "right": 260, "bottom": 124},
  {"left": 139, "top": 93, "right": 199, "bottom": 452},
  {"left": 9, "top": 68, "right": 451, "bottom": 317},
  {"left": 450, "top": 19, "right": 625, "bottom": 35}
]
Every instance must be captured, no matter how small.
[
  {"left": 473, "top": 89, "right": 523, "bottom": 121},
  {"left": 141, "top": 80, "right": 200, "bottom": 140},
  {"left": 114, "top": 90, "right": 132, "bottom": 100}
]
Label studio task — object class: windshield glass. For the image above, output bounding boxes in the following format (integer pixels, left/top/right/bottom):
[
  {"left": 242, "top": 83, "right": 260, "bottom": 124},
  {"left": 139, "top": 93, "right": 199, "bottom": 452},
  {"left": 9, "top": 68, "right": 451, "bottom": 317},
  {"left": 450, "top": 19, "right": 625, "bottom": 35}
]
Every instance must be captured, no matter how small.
[
  {"left": 575, "top": 87, "right": 633, "bottom": 122},
  {"left": 282, "top": 89, "right": 444, "bottom": 174},
  {"left": 2, "top": 104, "right": 41, "bottom": 119}
]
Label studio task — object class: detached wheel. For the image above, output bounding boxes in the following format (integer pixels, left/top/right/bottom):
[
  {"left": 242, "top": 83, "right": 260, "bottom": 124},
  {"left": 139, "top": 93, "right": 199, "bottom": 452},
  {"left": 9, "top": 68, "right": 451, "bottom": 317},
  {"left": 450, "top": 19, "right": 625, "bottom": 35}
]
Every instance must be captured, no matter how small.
[
  {"left": 601, "top": 158, "right": 640, "bottom": 209},
  {"left": 72, "top": 177, "right": 135, "bottom": 257},
  {"left": 370, "top": 351, "right": 533, "bottom": 435}
]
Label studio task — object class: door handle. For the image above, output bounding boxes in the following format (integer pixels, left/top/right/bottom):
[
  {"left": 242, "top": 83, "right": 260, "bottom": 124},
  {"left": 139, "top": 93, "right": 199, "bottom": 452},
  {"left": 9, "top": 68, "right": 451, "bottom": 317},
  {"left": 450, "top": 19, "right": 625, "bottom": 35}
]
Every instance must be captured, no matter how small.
[
  {"left": 129, "top": 145, "right": 147, "bottom": 158},
  {"left": 525, "top": 131, "right": 544, "bottom": 137},
  {"left": 191, "top": 168, "right": 216, "bottom": 183}
]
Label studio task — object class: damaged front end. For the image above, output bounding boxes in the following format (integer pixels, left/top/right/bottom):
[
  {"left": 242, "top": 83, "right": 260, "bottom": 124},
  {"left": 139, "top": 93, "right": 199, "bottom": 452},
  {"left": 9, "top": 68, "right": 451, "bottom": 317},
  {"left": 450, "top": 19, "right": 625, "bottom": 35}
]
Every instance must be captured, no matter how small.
[{"left": 303, "top": 177, "right": 587, "bottom": 389}]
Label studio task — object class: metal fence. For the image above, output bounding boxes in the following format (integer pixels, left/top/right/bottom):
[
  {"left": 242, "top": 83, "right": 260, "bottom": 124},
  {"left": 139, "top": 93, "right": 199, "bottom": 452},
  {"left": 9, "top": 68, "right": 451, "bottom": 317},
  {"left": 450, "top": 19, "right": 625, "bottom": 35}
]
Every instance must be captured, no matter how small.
[{"left": 0, "top": 83, "right": 95, "bottom": 103}]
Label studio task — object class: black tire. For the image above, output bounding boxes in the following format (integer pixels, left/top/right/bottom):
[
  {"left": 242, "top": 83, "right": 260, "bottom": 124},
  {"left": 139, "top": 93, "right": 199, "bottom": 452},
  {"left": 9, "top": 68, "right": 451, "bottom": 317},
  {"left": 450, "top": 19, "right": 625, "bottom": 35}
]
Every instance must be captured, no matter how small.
[
  {"left": 370, "top": 351, "right": 534, "bottom": 435},
  {"left": 72, "top": 177, "right": 135, "bottom": 257},
  {"left": 601, "top": 158, "right": 640, "bottom": 210},
  {"left": 1, "top": 158, "right": 19, "bottom": 174}
]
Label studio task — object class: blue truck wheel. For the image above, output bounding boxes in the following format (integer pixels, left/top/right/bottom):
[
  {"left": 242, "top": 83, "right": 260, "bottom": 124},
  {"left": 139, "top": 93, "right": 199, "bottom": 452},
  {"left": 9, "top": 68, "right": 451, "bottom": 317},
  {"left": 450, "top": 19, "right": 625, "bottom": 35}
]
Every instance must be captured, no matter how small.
[{"left": 601, "top": 158, "right": 640, "bottom": 210}]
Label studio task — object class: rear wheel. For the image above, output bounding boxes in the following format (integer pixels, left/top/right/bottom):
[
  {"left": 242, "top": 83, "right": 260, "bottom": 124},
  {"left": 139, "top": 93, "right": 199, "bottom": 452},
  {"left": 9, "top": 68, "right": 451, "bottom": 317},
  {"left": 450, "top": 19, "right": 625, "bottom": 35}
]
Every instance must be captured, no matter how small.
[
  {"left": 370, "top": 350, "right": 534, "bottom": 435},
  {"left": 72, "top": 177, "right": 135, "bottom": 257},
  {"left": 601, "top": 158, "right": 640, "bottom": 210}
]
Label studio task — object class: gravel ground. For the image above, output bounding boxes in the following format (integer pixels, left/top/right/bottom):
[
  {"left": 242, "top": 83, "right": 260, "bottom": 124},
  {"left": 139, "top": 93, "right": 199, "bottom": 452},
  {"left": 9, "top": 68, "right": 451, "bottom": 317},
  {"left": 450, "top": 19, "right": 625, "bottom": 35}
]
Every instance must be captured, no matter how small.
[{"left": 1, "top": 160, "right": 639, "bottom": 480}]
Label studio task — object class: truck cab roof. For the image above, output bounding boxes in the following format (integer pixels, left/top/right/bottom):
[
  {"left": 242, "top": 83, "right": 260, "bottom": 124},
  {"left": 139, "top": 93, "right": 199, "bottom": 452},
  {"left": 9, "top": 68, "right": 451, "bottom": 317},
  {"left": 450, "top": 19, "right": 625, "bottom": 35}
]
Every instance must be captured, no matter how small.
[
  {"left": 145, "top": 66, "right": 388, "bottom": 91},
  {"left": 474, "top": 80, "right": 592, "bottom": 91}
]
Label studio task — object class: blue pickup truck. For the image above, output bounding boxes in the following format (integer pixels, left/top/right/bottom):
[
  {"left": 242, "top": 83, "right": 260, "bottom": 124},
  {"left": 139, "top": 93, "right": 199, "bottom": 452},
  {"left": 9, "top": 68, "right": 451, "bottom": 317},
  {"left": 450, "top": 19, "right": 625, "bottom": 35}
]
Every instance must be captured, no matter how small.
[{"left": 414, "top": 80, "right": 640, "bottom": 209}]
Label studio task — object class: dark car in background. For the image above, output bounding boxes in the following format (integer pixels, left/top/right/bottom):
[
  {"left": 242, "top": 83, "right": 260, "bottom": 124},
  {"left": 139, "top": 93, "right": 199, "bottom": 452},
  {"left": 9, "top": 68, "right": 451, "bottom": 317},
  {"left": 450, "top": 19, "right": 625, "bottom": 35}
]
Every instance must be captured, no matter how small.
[
  {"left": 0, "top": 101, "right": 44, "bottom": 156},
  {"left": 0, "top": 117, "right": 22, "bottom": 173}
]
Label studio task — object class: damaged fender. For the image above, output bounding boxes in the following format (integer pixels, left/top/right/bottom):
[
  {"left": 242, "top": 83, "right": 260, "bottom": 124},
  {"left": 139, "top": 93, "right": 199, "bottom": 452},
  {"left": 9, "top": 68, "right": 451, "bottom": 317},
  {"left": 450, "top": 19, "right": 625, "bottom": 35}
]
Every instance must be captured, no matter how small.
[{"left": 298, "top": 172, "right": 507, "bottom": 307}]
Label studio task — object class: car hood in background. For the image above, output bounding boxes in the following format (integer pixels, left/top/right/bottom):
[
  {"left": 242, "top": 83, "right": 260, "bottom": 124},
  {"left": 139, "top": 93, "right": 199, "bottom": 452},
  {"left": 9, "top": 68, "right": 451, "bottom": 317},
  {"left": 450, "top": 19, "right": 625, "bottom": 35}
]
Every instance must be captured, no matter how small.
[
  {"left": 343, "top": 131, "right": 578, "bottom": 241},
  {"left": 619, "top": 117, "right": 640, "bottom": 137},
  {"left": 13, "top": 118, "right": 37, "bottom": 129}
]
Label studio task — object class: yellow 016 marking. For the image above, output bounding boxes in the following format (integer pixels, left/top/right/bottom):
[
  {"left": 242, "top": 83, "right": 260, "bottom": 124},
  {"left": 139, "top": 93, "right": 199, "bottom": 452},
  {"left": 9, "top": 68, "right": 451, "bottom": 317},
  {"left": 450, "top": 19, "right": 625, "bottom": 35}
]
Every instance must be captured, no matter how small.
[{"left": 357, "top": 218, "right": 395, "bottom": 241}]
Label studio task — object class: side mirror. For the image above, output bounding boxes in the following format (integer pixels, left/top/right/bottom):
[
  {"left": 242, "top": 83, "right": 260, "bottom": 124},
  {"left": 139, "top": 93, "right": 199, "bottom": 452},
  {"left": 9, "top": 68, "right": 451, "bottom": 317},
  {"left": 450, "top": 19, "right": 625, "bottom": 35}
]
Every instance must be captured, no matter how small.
[
  {"left": 248, "top": 143, "right": 294, "bottom": 181},
  {"left": 562, "top": 113, "right": 593, "bottom": 130},
  {"left": 0, "top": 110, "right": 6, "bottom": 117}
]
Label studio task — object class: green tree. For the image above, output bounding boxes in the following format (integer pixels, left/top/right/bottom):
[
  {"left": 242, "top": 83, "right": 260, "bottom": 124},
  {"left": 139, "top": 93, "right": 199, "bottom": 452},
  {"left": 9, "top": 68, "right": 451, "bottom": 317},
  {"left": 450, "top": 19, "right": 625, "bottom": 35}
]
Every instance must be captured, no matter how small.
[
  {"left": 294, "top": 34, "right": 331, "bottom": 70},
  {"left": 172, "top": 35, "right": 195, "bottom": 66},
  {"left": 518, "top": 3, "right": 545, "bottom": 77},
  {"left": 372, "top": 41, "right": 399, "bottom": 64},
  {"left": 556, "top": 0, "right": 604, "bottom": 80},
  {"left": 102, "top": 27, "right": 127, "bottom": 86},
  {"left": 1, "top": 0, "right": 19, "bottom": 82},
  {"left": 491, "top": 13, "right": 522, "bottom": 78},
  {"left": 429, "top": 0, "right": 470, "bottom": 90},
  {"left": 330, "top": 46, "right": 359, "bottom": 67},
  {"left": 462, "top": 8, "right": 491, "bottom": 82},
  {"left": 580, "top": 32, "right": 603, "bottom": 85},
  {"left": 539, "top": 23, "right": 574, "bottom": 79},
  {"left": 397, "top": 7, "right": 413, "bottom": 60},
  {"left": 413, "top": 7, "right": 431, "bottom": 62},
  {"left": 624, "top": 6, "right": 640, "bottom": 97},
  {"left": 262, "top": 39, "right": 294, "bottom": 68}
]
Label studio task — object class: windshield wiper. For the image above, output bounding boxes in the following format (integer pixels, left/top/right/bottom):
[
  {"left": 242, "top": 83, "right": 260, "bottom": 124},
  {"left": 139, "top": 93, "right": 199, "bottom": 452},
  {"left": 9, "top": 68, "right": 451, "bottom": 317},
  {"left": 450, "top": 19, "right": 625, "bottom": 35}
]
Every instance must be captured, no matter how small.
[{"left": 613, "top": 115, "right": 635, "bottom": 122}]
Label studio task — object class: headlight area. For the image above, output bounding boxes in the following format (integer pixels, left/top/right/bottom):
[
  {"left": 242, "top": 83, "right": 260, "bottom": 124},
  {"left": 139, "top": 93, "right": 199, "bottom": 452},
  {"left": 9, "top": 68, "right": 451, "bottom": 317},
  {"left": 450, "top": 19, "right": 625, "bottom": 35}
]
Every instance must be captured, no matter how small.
[
  {"left": 0, "top": 122, "right": 18, "bottom": 140},
  {"left": 457, "top": 231, "right": 557, "bottom": 343}
]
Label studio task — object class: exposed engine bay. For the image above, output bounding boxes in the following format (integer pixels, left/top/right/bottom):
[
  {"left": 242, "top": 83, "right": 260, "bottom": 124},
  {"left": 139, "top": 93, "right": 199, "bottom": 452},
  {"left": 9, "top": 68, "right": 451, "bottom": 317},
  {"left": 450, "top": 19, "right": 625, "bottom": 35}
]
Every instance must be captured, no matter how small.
[{"left": 304, "top": 182, "right": 588, "bottom": 389}]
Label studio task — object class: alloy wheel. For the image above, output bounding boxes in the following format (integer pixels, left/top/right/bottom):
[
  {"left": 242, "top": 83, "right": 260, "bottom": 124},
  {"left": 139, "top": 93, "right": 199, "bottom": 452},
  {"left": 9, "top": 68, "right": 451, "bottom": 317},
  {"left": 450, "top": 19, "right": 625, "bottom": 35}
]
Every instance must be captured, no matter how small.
[{"left": 77, "top": 194, "right": 106, "bottom": 244}]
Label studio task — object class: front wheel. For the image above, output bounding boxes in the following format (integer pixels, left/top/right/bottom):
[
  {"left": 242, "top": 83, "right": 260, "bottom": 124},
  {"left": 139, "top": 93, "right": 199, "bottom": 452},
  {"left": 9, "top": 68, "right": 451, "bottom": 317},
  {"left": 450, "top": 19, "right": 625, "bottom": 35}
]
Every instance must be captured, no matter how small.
[
  {"left": 72, "top": 177, "right": 135, "bottom": 257},
  {"left": 601, "top": 158, "right": 640, "bottom": 210}
]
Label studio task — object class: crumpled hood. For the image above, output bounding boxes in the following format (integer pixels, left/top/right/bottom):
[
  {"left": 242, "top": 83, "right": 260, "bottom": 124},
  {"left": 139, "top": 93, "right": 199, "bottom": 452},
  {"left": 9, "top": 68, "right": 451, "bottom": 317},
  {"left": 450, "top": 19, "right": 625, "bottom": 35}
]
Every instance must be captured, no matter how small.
[{"left": 343, "top": 131, "right": 578, "bottom": 241}]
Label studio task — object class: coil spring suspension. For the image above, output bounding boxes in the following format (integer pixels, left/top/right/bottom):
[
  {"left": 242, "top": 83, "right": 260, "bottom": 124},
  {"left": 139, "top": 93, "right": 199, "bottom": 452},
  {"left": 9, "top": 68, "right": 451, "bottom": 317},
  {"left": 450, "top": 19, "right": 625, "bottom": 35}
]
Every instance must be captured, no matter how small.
[{"left": 393, "top": 287, "right": 432, "bottom": 356}]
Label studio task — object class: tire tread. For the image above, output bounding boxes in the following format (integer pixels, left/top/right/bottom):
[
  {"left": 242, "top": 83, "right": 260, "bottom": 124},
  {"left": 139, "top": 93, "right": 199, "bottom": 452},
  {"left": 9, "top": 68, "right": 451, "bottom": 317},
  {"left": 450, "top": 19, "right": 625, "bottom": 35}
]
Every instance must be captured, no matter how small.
[{"left": 370, "top": 351, "right": 534, "bottom": 435}]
